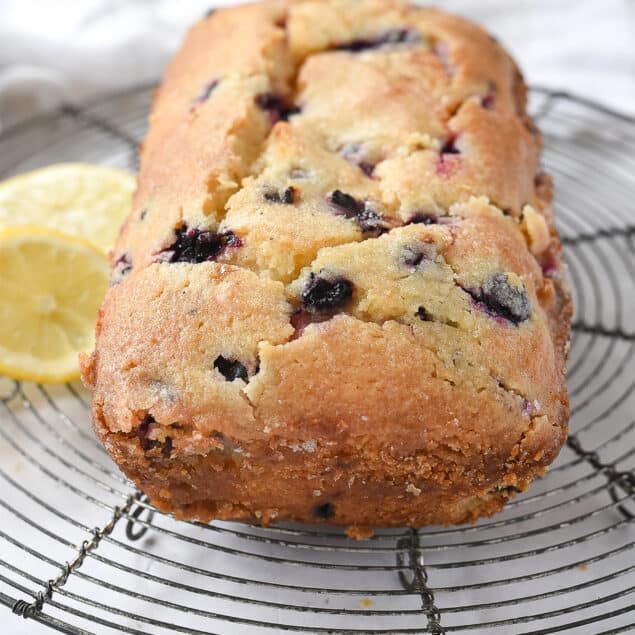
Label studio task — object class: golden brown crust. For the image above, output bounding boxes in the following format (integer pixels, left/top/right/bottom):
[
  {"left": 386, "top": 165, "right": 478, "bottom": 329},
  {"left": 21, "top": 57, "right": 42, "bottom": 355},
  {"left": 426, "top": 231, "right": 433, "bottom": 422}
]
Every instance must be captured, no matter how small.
[{"left": 83, "top": 0, "right": 571, "bottom": 533}]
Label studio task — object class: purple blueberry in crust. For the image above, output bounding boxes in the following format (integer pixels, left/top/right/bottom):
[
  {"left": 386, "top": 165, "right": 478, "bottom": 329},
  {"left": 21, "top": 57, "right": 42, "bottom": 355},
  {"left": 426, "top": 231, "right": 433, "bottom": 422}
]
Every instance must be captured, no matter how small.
[
  {"left": 281, "top": 187, "right": 296, "bottom": 204},
  {"left": 313, "top": 502, "right": 335, "bottom": 519},
  {"left": 264, "top": 186, "right": 296, "bottom": 204},
  {"left": 139, "top": 209, "right": 147, "bottom": 221},
  {"left": 301, "top": 272, "right": 353, "bottom": 312},
  {"left": 139, "top": 437, "right": 158, "bottom": 451},
  {"left": 401, "top": 244, "right": 427, "bottom": 268},
  {"left": 328, "top": 189, "right": 362, "bottom": 217},
  {"left": 255, "top": 93, "right": 300, "bottom": 123},
  {"left": 336, "top": 28, "right": 421, "bottom": 52},
  {"left": 114, "top": 253, "right": 132, "bottom": 277},
  {"left": 204, "top": 7, "right": 216, "bottom": 18},
  {"left": 437, "top": 135, "right": 462, "bottom": 177},
  {"left": 327, "top": 190, "right": 389, "bottom": 235},
  {"left": 481, "top": 93, "right": 495, "bottom": 109},
  {"left": 357, "top": 205, "right": 389, "bottom": 235},
  {"left": 162, "top": 437, "right": 173, "bottom": 458},
  {"left": 192, "top": 79, "right": 219, "bottom": 108},
  {"left": 481, "top": 80, "right": 496, "bottom": 110},
  {"left": 358, "top": 162, "right": 375, "bottom": 177},
  {"left": 137, "top": 414, "right": 159, "bottom": 451},
  {"left": 482, "top": 273, "right": 531, "bottom": 323},
  {"left": 540, "top": 252, "right": 559, "bottom": 278},
  {"left": 416, "top": 306, "right": 431, "bottom": 321},
  {"left": 464, "top": 273, "right": 531, "bottom": 324},
  {"left": 408, "top": 213, "right": 439, "bottom": 225},
  {"left": 481, "top": 95, "right": 494, "bottom": 110},
  {"left": 522, "top": 399, "right": 540, "bottom": 417},
  {"left": 214, "top": 355, "right": 249, "bottom": 382},
  {"left": 440, "top": 135, "right": 460, "bottom": 155},
  {"left": 340, "top": 143, "right": 376, "bottom": 177},
  {"left": 160, "top": 224, "right": 241, "bottom": 264}
]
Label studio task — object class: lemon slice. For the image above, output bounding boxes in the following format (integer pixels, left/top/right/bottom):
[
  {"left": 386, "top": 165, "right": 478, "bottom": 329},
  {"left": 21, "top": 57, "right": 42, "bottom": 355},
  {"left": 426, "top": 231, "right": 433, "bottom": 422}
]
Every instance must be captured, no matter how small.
[
  {"left": 0, "top": 163, "right": 136, "bottom": 254},
  {"left": 0, "top": 227, "right": 109, "bottom": 383}
]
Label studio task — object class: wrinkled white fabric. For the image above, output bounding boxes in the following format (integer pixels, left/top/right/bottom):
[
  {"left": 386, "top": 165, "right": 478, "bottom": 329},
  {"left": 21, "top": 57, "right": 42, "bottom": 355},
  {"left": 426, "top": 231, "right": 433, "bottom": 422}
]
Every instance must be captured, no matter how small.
[
  {"left": 0, "top": 0, "right": 633, "bottom": 132},
  {"left": 0, "top": 0, "right": 223, "bottom": 130}
]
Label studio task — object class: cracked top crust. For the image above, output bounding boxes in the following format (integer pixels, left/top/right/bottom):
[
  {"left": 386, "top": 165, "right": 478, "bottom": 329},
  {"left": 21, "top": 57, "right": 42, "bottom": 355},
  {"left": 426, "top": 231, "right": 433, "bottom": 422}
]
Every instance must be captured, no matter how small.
[{"left": 82, "top": 0, "right": 571, "bottom": 522}]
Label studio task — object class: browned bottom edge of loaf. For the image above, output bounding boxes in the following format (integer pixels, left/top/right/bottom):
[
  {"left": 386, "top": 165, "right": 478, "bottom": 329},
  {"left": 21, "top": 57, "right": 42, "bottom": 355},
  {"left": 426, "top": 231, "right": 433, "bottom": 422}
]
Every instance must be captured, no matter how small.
[{"left": 95, "top": 416, "right": 564, "bottom": 534}]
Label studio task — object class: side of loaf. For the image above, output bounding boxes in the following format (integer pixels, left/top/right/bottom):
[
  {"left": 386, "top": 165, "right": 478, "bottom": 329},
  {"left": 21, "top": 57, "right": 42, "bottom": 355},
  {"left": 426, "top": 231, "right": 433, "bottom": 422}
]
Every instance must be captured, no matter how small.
[{"left": 81, "top": 0, "right": 571, "bottom": 534}]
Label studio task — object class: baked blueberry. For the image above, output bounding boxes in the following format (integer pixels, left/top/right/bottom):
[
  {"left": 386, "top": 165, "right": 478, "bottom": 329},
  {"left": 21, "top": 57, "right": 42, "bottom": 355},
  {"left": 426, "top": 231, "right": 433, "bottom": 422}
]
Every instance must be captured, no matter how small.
[
  {"left": 408, "top": 213, "right": 439, "bottom": 225},
  {"left": 336, "top": 28, "right": 420, "bottom": 52},
  {"left": 440, "top": 135, "right": 460, "bottom": 155},
  {"left": 192, "top": 79, "right": 219, "bottom": 107},
  {"left": 327, "top": 190, "right": 388, "bottom": 235},
  {"left": 159, "top": 224, "right": 241, "bottom": 263},
  {"left": 481, "top": 94, "right": 495, "bottom": 109},
  {"left": 416, "top": 306, "right": 431, "bottom": 321},
  {"left": 137, "top": 414, "right": 159, "bottom": 451},
  {"left": 264, "top": 186, "right": 296, "bottom": 204},
  {"left": 301, "top": 272, "right": 354, "bottom": 312},
  {"left": 113, "top": 253, "right": 132, "bottom": 277},
  {"left": 313, "top": 502, "right": 336, "bottom": 519},
  {"left": 358, "top": 162, "right": 375, "bottom": 177},
  {"left": 401, "top": 244, "right": 427, "bottom": 267},
  {"left": 437, "top": 135, "right": 462, "bottom": 177},
  {"left": 464, "top": 273, "right": 531, "bottom": 324},
  {"left": 255, "top": 93, "right": 300, "bottom": 122},
  {"left": 340, "top": 143, "right": 375, "bottom": 177},
  {"left": 357, "top": 206, "right": 389, "bottom": 235},
  {"left": 162, "top": 437, "right": 173, "bottom": 458},
  {"left": 481, "top": 274, "right": 531, "bottom": 323},
  {"left": 481, "top": 80, "right": 496, "bottom": 109},
  {"left": 327, "top": 189, "right": 362, "bottom": 217},
  {"left": 540, "top": 253, "right": 559, "bottom": 278},
  {"left": 214, "top": 355, "right": 249, "bottom": 382}
]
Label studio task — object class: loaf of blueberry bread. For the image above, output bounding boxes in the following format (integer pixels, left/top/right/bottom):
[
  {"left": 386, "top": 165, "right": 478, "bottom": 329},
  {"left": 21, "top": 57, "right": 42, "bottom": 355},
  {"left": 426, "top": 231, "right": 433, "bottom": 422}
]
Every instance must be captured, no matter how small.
[{"left": 81, "top": 0, "right": 571, "bottom": 534}]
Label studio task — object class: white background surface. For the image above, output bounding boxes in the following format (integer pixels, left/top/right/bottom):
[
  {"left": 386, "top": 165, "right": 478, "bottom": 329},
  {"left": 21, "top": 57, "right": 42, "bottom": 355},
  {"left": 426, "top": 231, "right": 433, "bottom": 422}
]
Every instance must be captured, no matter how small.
[
  {"left": 0, "top": 0, "right": 634, "bottom": 132},
  {"left": 0, "top": 1, "right": 634, "bottom": 634}
]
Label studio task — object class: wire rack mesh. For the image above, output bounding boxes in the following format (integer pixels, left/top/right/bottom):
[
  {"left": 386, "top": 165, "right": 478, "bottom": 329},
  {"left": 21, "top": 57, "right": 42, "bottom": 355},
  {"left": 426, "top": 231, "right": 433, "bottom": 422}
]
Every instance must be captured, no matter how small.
[{"left": 0, "top": 86, "right": 634, "bottom": 634}]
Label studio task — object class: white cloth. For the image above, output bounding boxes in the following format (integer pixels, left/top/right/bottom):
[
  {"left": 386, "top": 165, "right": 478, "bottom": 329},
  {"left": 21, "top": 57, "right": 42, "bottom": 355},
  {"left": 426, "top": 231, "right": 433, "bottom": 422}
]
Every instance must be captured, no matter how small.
[{"left": 0, "top": 0, "right": 634, "bottom": 133}]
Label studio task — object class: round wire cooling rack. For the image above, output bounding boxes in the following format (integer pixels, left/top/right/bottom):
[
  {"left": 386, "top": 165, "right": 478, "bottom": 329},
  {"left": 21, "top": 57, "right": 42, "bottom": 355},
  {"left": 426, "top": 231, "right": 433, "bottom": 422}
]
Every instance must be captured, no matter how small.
[{"left": 0, "top": 86, "right": 634, "bottom": 635}]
